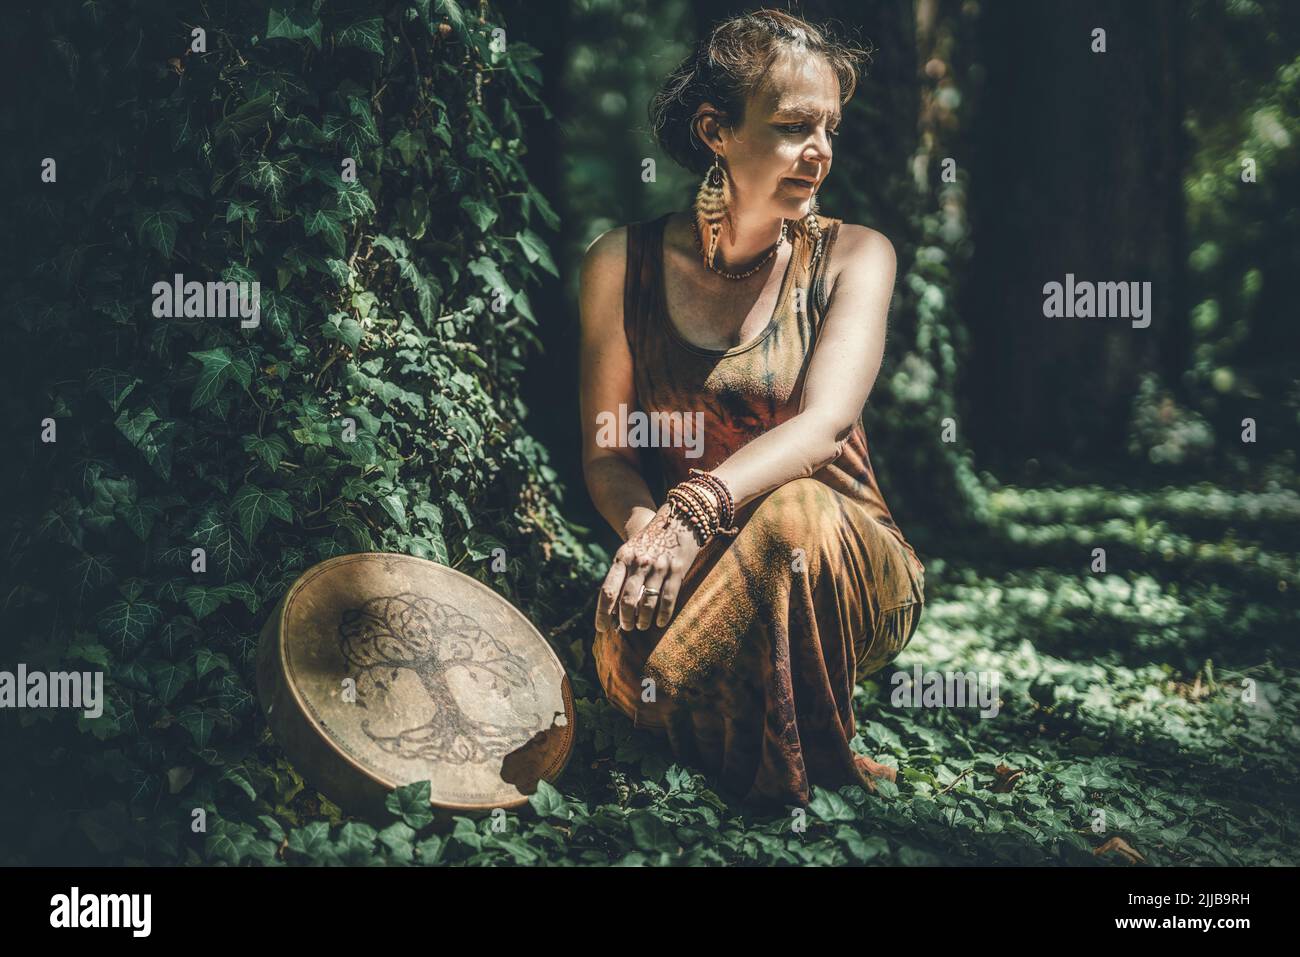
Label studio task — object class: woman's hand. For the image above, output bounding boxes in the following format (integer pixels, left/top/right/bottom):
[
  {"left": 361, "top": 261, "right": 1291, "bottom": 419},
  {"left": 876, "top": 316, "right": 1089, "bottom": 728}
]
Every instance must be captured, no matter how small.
[{"left": 595, "top": 502, "right": 703, "bottom": 633}]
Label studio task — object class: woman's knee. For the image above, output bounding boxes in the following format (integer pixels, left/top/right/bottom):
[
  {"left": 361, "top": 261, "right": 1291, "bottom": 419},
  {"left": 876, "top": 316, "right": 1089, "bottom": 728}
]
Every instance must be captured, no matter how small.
[
  {"left": 744, "top": 478, "right": 837, "bottom": 555},
  {"left": 857, "top": 599, "right": 924, "bottom": 676}
]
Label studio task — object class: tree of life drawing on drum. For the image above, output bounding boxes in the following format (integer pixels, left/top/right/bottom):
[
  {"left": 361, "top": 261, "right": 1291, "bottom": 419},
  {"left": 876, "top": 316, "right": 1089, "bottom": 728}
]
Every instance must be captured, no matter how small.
[{"left": 337, "top": 592, "right": 542, "bottom": 764}]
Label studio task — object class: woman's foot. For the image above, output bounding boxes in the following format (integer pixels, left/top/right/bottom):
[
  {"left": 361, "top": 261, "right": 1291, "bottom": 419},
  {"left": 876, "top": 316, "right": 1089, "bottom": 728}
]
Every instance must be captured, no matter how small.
[{"left": 853, "top": 753, "right": 898, "bottom": 793}]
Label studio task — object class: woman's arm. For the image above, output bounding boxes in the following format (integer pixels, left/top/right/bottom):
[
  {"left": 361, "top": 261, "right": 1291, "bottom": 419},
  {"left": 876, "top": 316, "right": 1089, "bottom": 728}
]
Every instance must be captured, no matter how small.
[
  {"left": 578, "top": 226, "right": 659, "bottom": 542},
  {"left": 708, "top": 225, "right": 898, "bottom": 510},
  {"left": 582, "top": 226, "right": 705, "bottom": 634}
]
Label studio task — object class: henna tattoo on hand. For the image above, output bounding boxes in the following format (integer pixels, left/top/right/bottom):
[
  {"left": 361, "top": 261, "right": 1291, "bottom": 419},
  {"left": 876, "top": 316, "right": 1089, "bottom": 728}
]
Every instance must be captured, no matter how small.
[{"left": 636, "top": 515, "right": 682, "bottom": 557}]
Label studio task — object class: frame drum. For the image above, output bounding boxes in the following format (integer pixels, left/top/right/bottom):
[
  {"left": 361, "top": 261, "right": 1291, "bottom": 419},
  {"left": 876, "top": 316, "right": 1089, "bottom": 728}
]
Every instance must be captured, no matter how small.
[{"left": 256, "top": 552, "right": 574, "bottom": 820}]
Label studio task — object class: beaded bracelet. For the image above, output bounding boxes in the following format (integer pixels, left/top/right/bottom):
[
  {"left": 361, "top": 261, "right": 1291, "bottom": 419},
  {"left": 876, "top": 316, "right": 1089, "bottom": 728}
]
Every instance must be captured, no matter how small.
[
  {"left": 677, "top": 479, "right": 716, "bottom": 529},
  {"left": 677, "top": 481, "right": 716, "bottom": 526},
  {"left": 665, "top": 471, "right": 741, "bottom": 545},
  {"left": 665, "top": 488, "right": 710, "bottom": 546},
  {"left": 687, "top": 468, "right": 738, "bottom": 532},
  {"left": 667, "top": 483, "right": 720, "bottom": 544}
]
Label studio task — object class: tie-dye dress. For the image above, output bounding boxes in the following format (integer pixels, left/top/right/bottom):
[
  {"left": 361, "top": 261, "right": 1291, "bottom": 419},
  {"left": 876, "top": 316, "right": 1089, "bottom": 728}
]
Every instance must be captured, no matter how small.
[{"left": 591, "top": 211, "right": 926, "bottom": 808}]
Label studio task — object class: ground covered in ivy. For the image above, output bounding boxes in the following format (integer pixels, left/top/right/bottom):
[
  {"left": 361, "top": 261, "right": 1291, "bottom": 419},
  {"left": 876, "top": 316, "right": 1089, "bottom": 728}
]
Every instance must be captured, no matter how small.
[{"left": 212, "top": 479, "right": 1298, "bottom": 866}]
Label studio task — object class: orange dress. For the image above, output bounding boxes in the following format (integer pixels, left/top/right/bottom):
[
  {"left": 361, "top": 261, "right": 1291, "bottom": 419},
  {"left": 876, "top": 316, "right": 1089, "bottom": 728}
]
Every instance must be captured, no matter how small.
[{"left": 591, "top": 212, "right": 925, "bottom": 807}]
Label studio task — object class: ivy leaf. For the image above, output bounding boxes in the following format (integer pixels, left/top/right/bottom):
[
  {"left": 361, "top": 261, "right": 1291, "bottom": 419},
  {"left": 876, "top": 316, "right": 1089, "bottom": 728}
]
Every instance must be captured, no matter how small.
[
  {"left": 258, "top": 815, "right": 286, "bottom": 844},
  {"left": 67, "top": 640, "right": 112, "bottom": 669},
  {"left": 113, "top": 406, "right": 175, "bottom": 480},
  {"left": 386, "top": 781, "right": 434, "bottom": 830},
  {"left": 872, "top": 778, "right": 900, "bottom": 799},
  {"left": 178, "top": 708, "right": 216, "bottom": 748},
  {"left": 371, "top": 234, "right": 410, "bottom": 261},
  {"left": 628, "top": 810, "right": 677, "bottom": 853},
  {"left": 390, "top": 129, "right": 427, "bottom": 166},
  {"left": 324, "top": 312, "right": 364, "bottom": 351},
  {"left": 514, "top": 229, "right": 559, "bottom": 278},
  {"left": 191, "top": 510, "right": 251, "bottom": 583},
  {"left": 194, "top": 648, "right": 232, "bottom": 680},
  {"left": 117, "top": 500, "right": 162, "bottom": 541},
  {"left": 205, "top": 829, "right": 242, "bottom": 865},
  {"left": 397, "top": 187, "right": 430, "bottom": 240},
  {"left": 149, "top": 661, "right": 193, "bottom": 705},
  {"left": 87, "top": 367, "right": 141, "bottom": 412},
  {"left": 37, "top": 498, "right": 83, "bottom": 548},
  {"left": 378, "top": 492, "right": 408, "bottom": 531},
  {"left": 337, "top": 17, "right": 384, "bottom": 54},
  {"left": 266, "top": 4, "right": 323, "bottom": 48},
  {"left": 71, "top": 552, "right": 116, "bottom": 604},
  {"left": 134, "top": 207, "right": 192, "bottom": 259},
  {"left": 279, "top": 114, "right": 329, "bottom": 150},
  {"left": 528, "top": 779, "right": 566, "bottom": 818},
  {"left": 305, "top": 209, "right": 347, "bottom": 258},
  {"left": 183, "top": 585, "right": 225, "bottom": 620},
  {"left": 158, "top": 618, "right": 201, "bottom": 659},
  {"left": 217, "top": 581, "right": 261, "bottom": 614},
  {"left": 335, "top": 182, "right": 375, "bottom": 221},
  {"left": 241, "top": 436, "right": 289, "bottom": 475},
  {"left": 226, "top": 200, "right": 259, "bottom": 226},
  {"left": 525, "top": 185, "right": 561, "bottom": 230},
  {"left": 467, "top": 256, "right": 511, "bottom": 301},
  {"left": 512, "top": 289, "right": 536, "bottom": 325},
  {"left": 443, "top": 489, "right": 473, "bottom": 530},
  {"left": 287, "top": 821, "right": 332, "bottom": 860},
  {"left": 231, "top": 483, "right": 294, "bottom": 544},
  {"left": 335, "top": 822, "right": 379, "bottom": 863},
  {"left": 415, "top": 836, "right": 445, "bottom": 865},
  {"left": 113, "top": 405, "right": 157, "bottom": 446},
  {"left": 215, "top": 92, "right": 276, "bottom": 143},
  {"left": 808, "top": 786, "right": 858, "bottom": 822},
  {"left": 379, "top": 823, "right": 415, "bottom": 862},
  {"left": 96, "top": 599, "right": 163, "bottom": 658},
  {"left": 450, "top": 816, "right": 483, "bottom": 852},
  {"left": 460, "top": 197, "right": 497, "bottom": 233},
  {"left": 117, "top": 660, "right": 152, "bottom": 693},
  {"left": 242, "top": 157, "right": 295, "bottom": 204},
  {"left": 188, "top": 348, "right": 253, "bottom": 410},
  {"left": 220, "top": 766, "right": 259, "bottom": 802},
  {"left": 831, "top": 826, "right": 881, "bottom": 862}
]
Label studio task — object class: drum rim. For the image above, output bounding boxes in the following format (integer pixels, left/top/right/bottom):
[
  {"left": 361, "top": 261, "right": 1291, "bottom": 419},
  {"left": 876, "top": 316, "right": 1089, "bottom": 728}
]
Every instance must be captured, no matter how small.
[{"left": 270, "top": 551, "right": 576, "bottom": 813}]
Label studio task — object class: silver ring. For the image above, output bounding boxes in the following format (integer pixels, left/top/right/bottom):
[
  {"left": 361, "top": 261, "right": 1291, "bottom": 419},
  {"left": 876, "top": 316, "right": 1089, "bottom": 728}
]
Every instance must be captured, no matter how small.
[{"left": 638, "top": 586, "right": 660, "bottom": 603}]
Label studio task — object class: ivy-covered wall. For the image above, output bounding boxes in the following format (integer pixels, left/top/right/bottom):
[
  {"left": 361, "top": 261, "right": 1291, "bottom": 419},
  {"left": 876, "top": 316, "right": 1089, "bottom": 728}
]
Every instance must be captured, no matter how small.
[{"left": 0, "top": 0, "right": 603, "bottom": 863}]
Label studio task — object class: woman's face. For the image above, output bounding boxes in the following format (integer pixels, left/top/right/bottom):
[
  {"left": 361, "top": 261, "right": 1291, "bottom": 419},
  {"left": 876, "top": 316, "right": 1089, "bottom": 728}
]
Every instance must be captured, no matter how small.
[{"left": 706, "top": 51, "right": 841, "bottom": 219}]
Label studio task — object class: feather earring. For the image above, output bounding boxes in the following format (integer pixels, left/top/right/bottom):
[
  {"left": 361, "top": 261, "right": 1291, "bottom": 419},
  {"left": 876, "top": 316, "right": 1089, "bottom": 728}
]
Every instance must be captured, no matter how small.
[
  {"left": 693, "top": 153, "right": 730, "bottom": 270},
  {"left": 804, "top": 190, "right": 825, "bottom": 264}
]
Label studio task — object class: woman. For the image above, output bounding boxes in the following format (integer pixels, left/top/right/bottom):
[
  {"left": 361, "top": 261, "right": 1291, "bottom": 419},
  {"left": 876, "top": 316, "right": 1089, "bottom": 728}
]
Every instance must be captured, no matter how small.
[{"left": 578, "top": 9, "right": 925, "bottom": 808}]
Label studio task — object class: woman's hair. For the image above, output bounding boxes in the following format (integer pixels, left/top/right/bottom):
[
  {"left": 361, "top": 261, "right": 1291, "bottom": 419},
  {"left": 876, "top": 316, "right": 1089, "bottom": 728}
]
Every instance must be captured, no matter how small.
[{"left": 649, "top": 8, "right": 871, "bottom": 176}]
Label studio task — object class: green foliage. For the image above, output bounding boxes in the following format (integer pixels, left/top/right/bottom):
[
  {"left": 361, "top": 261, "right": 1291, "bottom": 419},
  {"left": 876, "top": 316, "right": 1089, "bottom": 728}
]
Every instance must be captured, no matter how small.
[
  {"left": 0, "top": 0, "right": 604, "bottom": 864},
  {"left": 1178, "top": 0, "right": 1300, "bottom": 475},
  {"left": 2, "top": 0, "right": 1295, "bottom": 869}
]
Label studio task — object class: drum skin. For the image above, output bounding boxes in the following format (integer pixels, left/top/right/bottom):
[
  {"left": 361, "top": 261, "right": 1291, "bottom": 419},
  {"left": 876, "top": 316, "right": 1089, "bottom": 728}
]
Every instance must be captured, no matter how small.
[{"left": 256, "top": 552, "right": 575, "bottom": 822}]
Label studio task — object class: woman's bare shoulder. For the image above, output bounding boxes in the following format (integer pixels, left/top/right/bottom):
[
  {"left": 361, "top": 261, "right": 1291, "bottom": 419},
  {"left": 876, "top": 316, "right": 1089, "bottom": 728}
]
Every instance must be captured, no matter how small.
[
  {"left": 581, "top": 224, "right": 631, "bottom": 278},
  {"left": 831, "top": 222, "right": 896, "bottom": 263},
  {"left": 823, "top": 222, "right": 897, "bottom": 292},
  {"left": 579, "top": 225, "right": 632, "bottom": 335}
]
